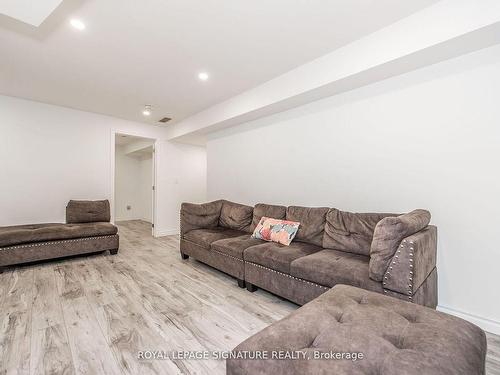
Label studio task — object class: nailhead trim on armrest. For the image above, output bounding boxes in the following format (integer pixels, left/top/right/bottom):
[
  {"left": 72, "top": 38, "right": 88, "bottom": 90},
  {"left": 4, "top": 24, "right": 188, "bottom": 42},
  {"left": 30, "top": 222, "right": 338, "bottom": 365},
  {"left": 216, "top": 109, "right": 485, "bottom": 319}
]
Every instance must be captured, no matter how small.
[
  {"left": 382, "top": 239, "right": 414, "bottom": 301},
  {"left": 179, "top": 210, "right": 183, "bottom": 239}
]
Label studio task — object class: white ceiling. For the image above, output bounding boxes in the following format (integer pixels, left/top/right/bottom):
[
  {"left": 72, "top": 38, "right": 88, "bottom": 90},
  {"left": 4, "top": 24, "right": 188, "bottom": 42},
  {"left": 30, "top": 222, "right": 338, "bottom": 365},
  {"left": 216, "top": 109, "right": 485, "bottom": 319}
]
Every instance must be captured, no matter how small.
[
  {"left": 0, "top": 0, "right": 63, "bottom": 26},
  {"left": 0, "top": 0, "right": 439, "bottom": 126}
]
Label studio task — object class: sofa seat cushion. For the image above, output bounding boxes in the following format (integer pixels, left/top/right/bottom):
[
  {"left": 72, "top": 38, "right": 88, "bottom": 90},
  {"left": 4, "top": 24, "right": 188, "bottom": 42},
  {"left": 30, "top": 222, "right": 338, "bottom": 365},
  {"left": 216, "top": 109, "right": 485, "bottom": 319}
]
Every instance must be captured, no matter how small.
[
  {"left": 211, "top": 235, "right": 263, "bottom": 259},
  {"left": 183, "top": 227, "right": 246, "bottom": 249},
  {"left": 228, "top": 284, "right": 487, "bottom": 375},
  {"left": 244, "top": 241, "right": 322, "bottom": 274},
  {"left": 290, "top": 249, "right": 383, "bottom": 293},
  {"left": 0, "top": 223, "right": 118, "bottom": 247}
]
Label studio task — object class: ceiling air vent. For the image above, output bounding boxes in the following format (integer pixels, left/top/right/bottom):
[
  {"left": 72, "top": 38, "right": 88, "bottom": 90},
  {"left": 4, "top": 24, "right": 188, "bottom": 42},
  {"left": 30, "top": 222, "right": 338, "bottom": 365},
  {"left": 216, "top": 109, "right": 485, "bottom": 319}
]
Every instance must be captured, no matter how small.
[{"left": 158, "top": 117, "right": 172, "bottom": 124}]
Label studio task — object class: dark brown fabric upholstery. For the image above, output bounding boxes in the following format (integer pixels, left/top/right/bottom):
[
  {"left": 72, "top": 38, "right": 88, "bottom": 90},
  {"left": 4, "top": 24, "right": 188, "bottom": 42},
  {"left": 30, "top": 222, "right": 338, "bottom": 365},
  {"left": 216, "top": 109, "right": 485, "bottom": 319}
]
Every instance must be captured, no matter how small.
[
  {"left": 179, "top": 200, "right": 437, "bottom": 307},
  {"left": 382, "top": 268, "right": 438, "bottom": 308},
  {"left": 370, "top": 209, "right": 431, "bottom": 281},
  {"left": 244, "top": 261, "right": 329, "bottom": 306},
  {"left": 180, "top": 239, "right": 245, "bottom": 280},
  {"left": 250, "top": 203, "right": 287, "bottom": 232},
  {"left": 183, "top": 227, "right": 246, "bottom": 249},
  {"left": 180, "top": 238, "right": 210, "bottom": 262},
  {"left": 219, "top": 200, "right": 254, "bottom": 232},
  {"left": 398, "top": 268, "right": 437, "bottom": 308},
  {"left": 228, "top": 285, "right": 486, "bottom": 375},
  {"left": 244, "top": 241, "right": 322, "bottom": 274},
  {"left": 245, "top": 260, "right": 437, "bottom": 308},
  {"left": 290, "top": 249, "right": 383, "bottom": 293},
  {"left": 180, "top": 200, "right": 223, "bottom": 236},
  {"left": 286, "top": 206, "right": 329, "bottom": 247},
  {"left": 0, "top": 199, "right": 119, "bottom": 270},
  {"left": 323, "top": 208, "right": 394, "bottom": 256},
  {"left": 211, "top": 235, "right": 263, "bottom": 259},
  {"left": 0, "top": 223, "right": 118, "bottom": 247},
  {"left": 66, "top": 200, "right": 111, "bottom": 223},
  {"left": 0, "top": 223, "right": 59, "bottom": 246},
  {"left": 0, "top": 234, "right": 119, "bottom": 267},
  {"left": 383, "top": 225, "right": 437, "bottom": 295}
]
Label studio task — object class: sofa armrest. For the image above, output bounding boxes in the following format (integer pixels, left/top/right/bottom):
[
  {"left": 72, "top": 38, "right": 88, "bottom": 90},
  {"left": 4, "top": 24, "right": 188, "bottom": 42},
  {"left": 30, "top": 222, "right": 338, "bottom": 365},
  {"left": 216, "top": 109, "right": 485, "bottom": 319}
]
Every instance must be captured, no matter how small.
[
  {"left": 180, "top": 200, "right": 223, "bottom": 238},
  {"left": 382, "top": 225, "right": 437, "bottom": 296}
]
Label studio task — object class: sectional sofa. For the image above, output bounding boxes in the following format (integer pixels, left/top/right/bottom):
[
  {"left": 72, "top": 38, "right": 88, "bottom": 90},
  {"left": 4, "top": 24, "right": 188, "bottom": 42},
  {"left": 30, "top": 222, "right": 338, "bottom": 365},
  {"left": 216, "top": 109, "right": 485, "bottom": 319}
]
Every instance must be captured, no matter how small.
[
  {"left": 180, "top": 200, "right": 437, "bottom": 307},
  {"left": 0, "top": 200, "right": 119, "bottom": 272}
]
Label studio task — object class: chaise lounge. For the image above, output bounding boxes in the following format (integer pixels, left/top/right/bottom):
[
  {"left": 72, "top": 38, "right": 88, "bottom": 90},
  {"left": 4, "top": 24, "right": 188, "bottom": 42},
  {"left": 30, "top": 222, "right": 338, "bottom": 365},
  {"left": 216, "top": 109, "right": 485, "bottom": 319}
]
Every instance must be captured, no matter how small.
[
  {"left": 180, "top": 200, "right": 437, "bottom": 307},
  {"left": 0, "top": 200, "right": 119, "bottom": 272}
]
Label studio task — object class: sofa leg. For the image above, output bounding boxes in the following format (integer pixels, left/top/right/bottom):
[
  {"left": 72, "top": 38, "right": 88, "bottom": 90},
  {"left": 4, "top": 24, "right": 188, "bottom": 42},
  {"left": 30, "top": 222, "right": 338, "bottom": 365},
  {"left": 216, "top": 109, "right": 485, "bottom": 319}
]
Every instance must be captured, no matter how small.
[
  {"left": 181, "top": 252, "right": 189, "bottom": 260},
  {"left": 237, "top": 279, "right": 245, "bottom": 288},
  {"left": 0, "top": 267, "right": 4, "bottom": 274},
  {"left": 110, "top": 249, "right": 119, "bottom": 255},
  {"left": 246, "top": 282, "right": 257, "bottom": 293}
]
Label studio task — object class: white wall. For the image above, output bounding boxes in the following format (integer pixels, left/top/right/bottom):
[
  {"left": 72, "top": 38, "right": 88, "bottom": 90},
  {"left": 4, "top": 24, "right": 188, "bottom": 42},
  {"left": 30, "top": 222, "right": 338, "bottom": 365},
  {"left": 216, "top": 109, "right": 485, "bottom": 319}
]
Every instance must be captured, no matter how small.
[
  {"left": 114, "top": 145, "right": 153, "bottom": 222},
  {"left": 138, "top": 156, "right": 153, "bottom": 222},
  {"left": 0, "top": 95, "right": 206, "bottom": 236},
  {"left": 115, "top": 145, "right": 140, "bottom": 221},
  {"left": 155, "top": 141, "right": 207, "bottom": 235},
  {"left": 207, "top": 44, "right": 500, "bottom": 333}
]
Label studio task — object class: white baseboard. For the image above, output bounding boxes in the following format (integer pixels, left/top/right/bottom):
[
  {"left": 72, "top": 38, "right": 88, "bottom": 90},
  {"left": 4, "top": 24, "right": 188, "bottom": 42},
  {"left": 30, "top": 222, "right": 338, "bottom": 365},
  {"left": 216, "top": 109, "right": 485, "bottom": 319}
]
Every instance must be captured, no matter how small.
[
  {"left": 437, "top": 305, "right": 500, "bottom": 335},
  {"left": 115, "top": 216, "right": 148, "bottom": 222},
  {"left": 115, "top": 216, "right": 140, "bottom": 222},
  {"left": 154, "top": 228, "right": 179, "bottom": 237}
]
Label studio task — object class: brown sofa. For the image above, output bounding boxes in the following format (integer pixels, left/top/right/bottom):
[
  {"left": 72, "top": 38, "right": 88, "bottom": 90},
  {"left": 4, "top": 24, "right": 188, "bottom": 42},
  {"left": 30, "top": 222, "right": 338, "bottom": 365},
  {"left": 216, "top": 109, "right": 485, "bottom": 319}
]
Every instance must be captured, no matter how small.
[
  {"left": 180, "top": 200, "right": 437, "bottom": 307},
  {"left": 228, "top": 284, "right": 486, "bottom": 375},
  {"left": 0, "top": 200, "right": 119, "bottom": 272}
]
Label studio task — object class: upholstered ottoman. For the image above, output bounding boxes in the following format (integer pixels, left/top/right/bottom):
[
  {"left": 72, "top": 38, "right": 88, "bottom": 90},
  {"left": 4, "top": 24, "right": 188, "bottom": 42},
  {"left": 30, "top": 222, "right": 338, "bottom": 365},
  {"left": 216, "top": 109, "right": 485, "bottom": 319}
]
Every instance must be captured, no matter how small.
[{"left": 227, "top": 284, "right": 486, "bottom": 375}]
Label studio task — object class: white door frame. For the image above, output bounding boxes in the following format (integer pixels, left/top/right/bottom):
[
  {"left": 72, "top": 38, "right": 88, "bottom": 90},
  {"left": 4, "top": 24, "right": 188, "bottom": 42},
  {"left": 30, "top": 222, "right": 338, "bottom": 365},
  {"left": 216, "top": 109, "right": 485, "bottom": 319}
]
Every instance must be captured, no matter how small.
[{"left": 110, "top": 129, "right": 160, "bottom": 237}]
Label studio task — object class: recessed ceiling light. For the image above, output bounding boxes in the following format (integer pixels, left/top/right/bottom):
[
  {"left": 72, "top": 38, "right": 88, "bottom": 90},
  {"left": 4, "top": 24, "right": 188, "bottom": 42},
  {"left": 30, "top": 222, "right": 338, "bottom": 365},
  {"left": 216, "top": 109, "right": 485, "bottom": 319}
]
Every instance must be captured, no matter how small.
[
  {"left": 70, "top": 19, "right": 85, "bottom": 30},
  {"left": 142, "top": 104, "right": 152, "bottom": 116},
  {"left": 198, "top": 72, "right": 209, "bottom": 81}
]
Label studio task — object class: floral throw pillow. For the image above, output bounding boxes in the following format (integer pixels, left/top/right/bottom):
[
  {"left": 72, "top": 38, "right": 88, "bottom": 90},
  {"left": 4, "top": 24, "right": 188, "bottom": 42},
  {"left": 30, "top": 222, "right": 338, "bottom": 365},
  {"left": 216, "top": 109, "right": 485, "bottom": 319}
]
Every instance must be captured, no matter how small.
[{"left": 252, "top": 217, "right": 300, "bottom": 246}]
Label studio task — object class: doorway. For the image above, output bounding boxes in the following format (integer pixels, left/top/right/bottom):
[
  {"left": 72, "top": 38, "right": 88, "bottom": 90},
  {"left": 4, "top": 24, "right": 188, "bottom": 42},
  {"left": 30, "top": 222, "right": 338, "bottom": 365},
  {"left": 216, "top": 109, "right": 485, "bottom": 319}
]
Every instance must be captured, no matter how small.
[{"left": 114, "top": 133, "right": 155, "bottom": 236}]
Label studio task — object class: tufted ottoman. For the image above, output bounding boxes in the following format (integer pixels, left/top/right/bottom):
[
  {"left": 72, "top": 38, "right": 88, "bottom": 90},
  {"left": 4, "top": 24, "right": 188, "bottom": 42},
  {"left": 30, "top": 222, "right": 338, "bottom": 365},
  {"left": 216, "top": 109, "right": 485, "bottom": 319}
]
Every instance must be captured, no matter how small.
[{"left": 227, "top": 284, "right": 486, "bottom": 375}]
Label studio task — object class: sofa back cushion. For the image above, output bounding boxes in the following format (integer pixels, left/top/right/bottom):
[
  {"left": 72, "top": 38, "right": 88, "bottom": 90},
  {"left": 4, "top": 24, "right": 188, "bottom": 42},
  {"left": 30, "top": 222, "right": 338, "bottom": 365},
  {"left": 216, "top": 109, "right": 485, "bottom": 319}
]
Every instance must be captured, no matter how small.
[
  {"left": 250, "top": 203, "right": 287, "bottom": 232},
  {"left": 323, "top": 208, "right": 395, "bottom": 256},
  {"left": 66, "top": 200, "right": 110, "bottom": 224},
  {"left": 219, "top": 200, "right": 254, "bottom": 232},
  {"left": 369, "top": 209, "right": 431, "bottom": 281},
  {"left": 181, "top": 200, "right": 223, "bottom": 235},
  {"left": 286, "top": 206, "right": 329, "bottom": 246}
]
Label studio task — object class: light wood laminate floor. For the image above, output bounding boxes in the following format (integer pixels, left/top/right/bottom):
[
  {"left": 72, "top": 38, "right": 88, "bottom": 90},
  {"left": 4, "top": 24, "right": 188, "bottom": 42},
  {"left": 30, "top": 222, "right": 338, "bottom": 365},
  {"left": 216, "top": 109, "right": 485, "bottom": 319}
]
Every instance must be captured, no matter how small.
[{"left": 0, "top": 220, "right": 499, "bottom": 375}]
